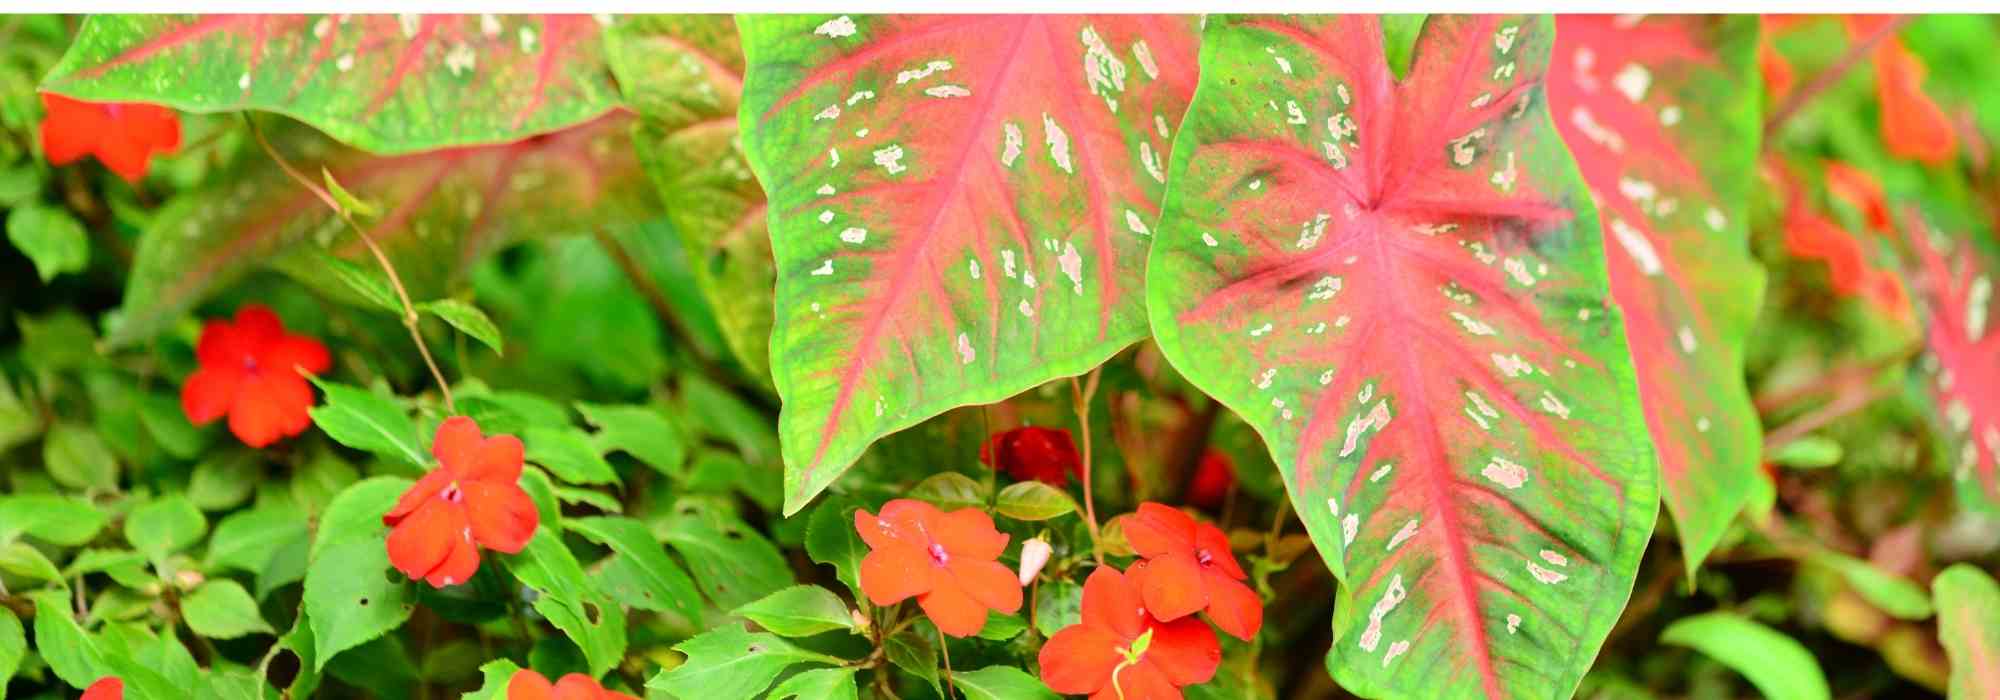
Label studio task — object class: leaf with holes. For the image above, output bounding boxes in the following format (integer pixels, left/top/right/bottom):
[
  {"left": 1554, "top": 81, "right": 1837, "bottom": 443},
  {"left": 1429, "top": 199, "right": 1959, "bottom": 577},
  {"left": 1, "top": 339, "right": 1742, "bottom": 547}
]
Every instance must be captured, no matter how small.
[
  {"left": 42, "top": 14, "right": 621, "bottom": 153},
  {"left": 1545, "top": 16, "right": 1764, "bottom": 576},
  {"left": 1904, "top": 217, "right": 2000, "bottom": 515},
  {"left": 105, "top": 114, "right": 652, "bottom": 348},
  {"left": 737, "top": 14, "right": 1201, "bottom": 513},
  {"left": 1146, "top": 16, "right": 1658, "bottom": 698}
]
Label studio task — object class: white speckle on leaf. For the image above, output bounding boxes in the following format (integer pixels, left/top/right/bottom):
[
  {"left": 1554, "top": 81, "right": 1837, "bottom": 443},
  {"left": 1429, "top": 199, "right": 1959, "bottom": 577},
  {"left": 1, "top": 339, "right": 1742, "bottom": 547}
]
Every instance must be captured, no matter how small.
[
  {"left": 1504, "top": 257, "right": 1535, "bottom": 286},
  {"left": 957, "top": 333, "right": 975, "bottom": 364},
  {"left": 238, "top": 73, "right": 251, "bottom": 90},
  {"left": 1254, "top": 368, "right": 1276, "bottom": 389},
  {"left": 1155, "top": 114, "right": 1170, "bottom": 138},
  {"left": 314, "top": 17, "right": 333, "bottom": 38},
  {"left": 1492, "top": 353, "right": 1533, "bottom": 378},
  {"left": 1613, "top": 63, "right": 1652, "bottom": 102},
  {"left": 1080, "top": 27, "right": 1128, "bottom": 112},
  {"left": 1342, "top": 513, "right": 1359, "bottom": 547},
  {"left": 839, "top": 227, "right": 867, "bottom": 244},
  {"left": 1383, "top": 640, "right": 1409, "bottom": 667},
  {"left": 1359, "top": 574, "right": 1406, "bottom": 652},
  {"left": 1705, "top": 207, "right": 1728, "bottom": 232},
  {"left": 924, "top": 84, "right": 971, "bottom": 98},
  {"left": 336, "top": 54, "right": 355, "bottom": 72},
  {"left": 1125, "top": 210, "right": 1151, "bottom": 236},
  {"left": 1327, "top": 497, "right": 1340, "bottom": 517},
  {"left": 1495, "top": 25, "right": 1519, "bottom": 53},
  {"left": 968, "top": 259, "right": 982, "bottom": 280},
  {"left": 815, "top": 15, "right": 857, "bottom": 38},
  {"left": 1370, "top": 463, "right": 1393, "bottom": 483},
  {"left": 817, "top": 209, "right": 835, "bottom": 224},
  {"left": 1141, "top": 142, "right": 1165, "bottom": 183},
  {"left": 1058, "top": 243, "right": 1084, "bottom": 294},
  {"left": 856, "top": 128, "right": 870, "bottom": 138},
  {"left": 1340, "top": 400, "right": 1392, "bottom": 458},
  {"left": 1250, "top": 322, "right": 1273, "bottom": 337},
  {"left": 1450, "top": 128, "right": 1485, "bottom": 166},
  {"left": 828, "top": 148, "right": 840, "bottom": 166},
  {"left": 1201, "top": 232, "right": 1219, "bottom": 247},
  {"left": 1132, "top": 39, "right": 1159, "bottom": 80},
  {"left": 1450, "top": 312, "right": 1497, "bottom": 336},
  {"left": 817, "top": 184, "right": 836, "bottom": 196},
  {"left": 872, "top": 145, "right": 907, "bottom": 174},
  {"left": 1002, "top": 250, "right": 1018, "bottom": 279},
  {"left": 1309, "top": 275, "right": 1343, "bottom": 301},
  {"left": 846, "top": 90, "right": 876, "bottom": 106},
  {"left": 1043, "top": 114, "right": 1073, "bottom": 174},
  {"left": 811, "top": 260, "right": 834, "bottom": 276},
  {"left": 480, "top": 14, "right": 501, "bottom": 38},
  {"left": 814, "top": 104, "right": 841, "bottom": 121},
  {"left": 1610, "top": 218, "right": 1663, "bottom": 275},
  {"left": 519, "top": 26, "right": 537, "bottom": 53},
  {"left": 1678, "top": 325, "right": 1699, "bottom": 353},
  {"left": 1697, "top": 417, "right": 1712, "bottom": 433},
  {"left": 1018, "top": 300, "right": 1035, "bottom": 317},
  {"left": 445, "top": 42, "right": 476, "bottom": 76},
  {"left": 1539, "top": 391, "right": 1571, "bottom": 419},
  {"left": 1483, "top": 456, "right": 1528, "bottom": 489},
  {"left": 1001, "top": 123, "right": 1024, "bottom": 167},
  {"left": 1286, "top": 100, "right": 1308, "bottom": 125},
  {"left": 1023, "top": 271, "right": 1037, "bottom": 289},
  {"left": 1570, "top": 106, "right": 1625, "bottom": 152},
  {"left": 895, "top": 59, "right": 952, "bottom": 85},
  {"left": 1661, "top": 105, "right": 1683, "bottom": 126},
  {"left": 1966, "top": 275, "right": 1991, "bottom": 338},
  {"left": 1540, "top": 549, "right": 1570, "bottom": 567},
  {"left": 1507, "top": 614, "right": 1522, "bottom": 634},
  {"left": 398, "top": 13, "right": 421, "bottom": 38},
  {"left": 1296, "top": 213, "right": 1331, "bottom": 250},
  {"left": 1528, "top": 562, "right": 1568, "bottom": 584}
]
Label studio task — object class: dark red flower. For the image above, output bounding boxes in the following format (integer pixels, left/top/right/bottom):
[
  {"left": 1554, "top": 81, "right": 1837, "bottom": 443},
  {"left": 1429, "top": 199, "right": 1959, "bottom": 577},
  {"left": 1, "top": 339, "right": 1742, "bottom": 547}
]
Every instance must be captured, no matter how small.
[
  {"left": 39, "top": 94, "right": 180, "bottom": 183},
  {"left": 1039, "top": 566, "right": 1220, "bottom": 700},
  {"left": 181, "top": 304, "right": 332, "bottom": 448},
  {"left": 507, "top": 669, "right": 637, "bottom": 700},
  {"left": 81, "top": 677, "right": 122, "bottom": 700},
  {"left": 384, "top": 417, "right": 539, "bottom": 588},
  {"left": 980, "top": 426, "right": 1083, "bottom": 485},
  {"left": 855, "top": 498, "right": 1021, "bottom": 637},
  {"left": 1186, "top": 449, "right": 1236, "bottom": 510},
  {"left": 1122, "top": 503, "right": 1263, "bottom": 641}
]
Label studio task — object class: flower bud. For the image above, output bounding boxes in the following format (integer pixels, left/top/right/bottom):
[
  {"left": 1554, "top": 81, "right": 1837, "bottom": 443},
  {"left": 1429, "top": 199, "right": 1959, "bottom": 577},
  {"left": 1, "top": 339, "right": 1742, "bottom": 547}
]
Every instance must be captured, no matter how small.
[{"left": 1018, "top": 537, "right": 1053, "bottom": 585}]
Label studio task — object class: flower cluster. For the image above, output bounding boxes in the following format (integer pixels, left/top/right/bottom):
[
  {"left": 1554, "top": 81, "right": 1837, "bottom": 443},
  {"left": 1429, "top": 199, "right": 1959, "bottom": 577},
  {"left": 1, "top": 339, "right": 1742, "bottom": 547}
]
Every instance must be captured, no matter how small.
[{"left": 1040, "top": 566, "right": 1221, "bottom": 700}]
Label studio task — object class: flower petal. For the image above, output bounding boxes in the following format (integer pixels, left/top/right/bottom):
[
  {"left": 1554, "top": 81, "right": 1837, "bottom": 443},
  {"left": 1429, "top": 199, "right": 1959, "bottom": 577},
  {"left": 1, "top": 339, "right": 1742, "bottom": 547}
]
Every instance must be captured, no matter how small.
[
  {"left": 39, "top": 95, "right": 106, "bottom": 166},
  {"left": 1124, "top": 503, "right": 1197, "bottom": 559},
  {"left": 917, "top": 579, "right": 988, "bottom": 638},
  {"left": 946, "top": 558, "right": 1022, "bottom": 614},
  {"left": 1147, "top": 616, "right": 1222, "bottom": 685},
  {"left": 232, "top": 305, "right": 285, "bottom": 345},
  {"left": 425, "top": 531, "right": 481, "bottom": 588},
  {"left": 385, "top": 468, "right": 453, "bottom": 524},
  {"left": 195, "top": 317, "right": 252, "bottom": 367},
  {"left": 93, "top": 128, "right": 151, "bottom": 183},
  {"left": 858, "top": 544, "right": 933, "bottom": 606},
  {"left": 506, "top": 669, "right": 554, "bottom": 700},
  {"left": 227, "top": 372, "right": 313, "bottom": 447},
  {"left": 1193, "top": 521, "right": 1247, "bottom": 580},
  {"left": 432, "top": 416, "right": 484, "bottom": 471},
  {"left": 937, "top": 507, "right": 1008, "bottom": 561},
  {"left": 1876, "top": 43, "right": 1956, "bottom": 164},
  {"left": 552, "top": 674, "right": 603, "bottom": 700},
  {"left": 81, "top": 677, "right": 123, "bottom": 700},
  {"left": 462, "top": 481, "right": 538, "bottom": 553},
  {"left": 1136, "top": 553, "right": 1206, "bottom": 622},
  {"left": 1038, "top": 624, "right": 1125, "bottom": 695},
  {"left": 1100, "top": 661, "right": 1182, "bottom": 700},
  {"left": 1200, "top": 571, "right": 1264, "bottom": 641},
  {"left": 856, "top": 499, "right": 933, "bottom": 550},
  {"left": 386, "top": 501, "right": 457, "bottom": 582},
  {"left": 262, "top": 334, "right": 332, "bottom": 376},
  {"left": 1080, "top": 566, "right": 1147, "bottom": 639},
  {"left": 180, "top": 366, "right": 241, "bottom": 425},
  {"left": 465, "top": 434, "right": 526, "bottom": 483}
]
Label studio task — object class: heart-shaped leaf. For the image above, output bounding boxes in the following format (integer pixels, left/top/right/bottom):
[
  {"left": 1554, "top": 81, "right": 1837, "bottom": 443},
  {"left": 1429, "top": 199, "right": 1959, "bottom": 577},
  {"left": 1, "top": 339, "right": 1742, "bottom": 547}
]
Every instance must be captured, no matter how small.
[
  {"left": 1146, "top": 16, "right": 1657, "bottom": 698},
  {"left": 1905, "top": 216, "right": 2000, "bottom": 515},
  {"left": 737, "top": 15, "right": 1200, "bottom": 513},
  {"left": 1934, "top": 564, "right": 2000, "bottom": 699}
]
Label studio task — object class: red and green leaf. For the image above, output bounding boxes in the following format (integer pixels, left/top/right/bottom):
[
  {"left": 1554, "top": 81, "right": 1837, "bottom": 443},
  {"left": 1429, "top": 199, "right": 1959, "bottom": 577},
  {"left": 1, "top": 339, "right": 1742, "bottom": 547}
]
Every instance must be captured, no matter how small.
[
  {"left": 1146, "top": 16, "right": 1656, "bottom": 698},
  {"left": 1934, "top": 564, "right": 2000, "bottom": 699},
  {"left": 605, "top": 15, "right": 776, "bottom": 386},
  {"left": 42, "top": 14, "right": 621, "bottom": 153},
  {"left": 106, "top": 114, "right": 654, "bottom": 348},
  {"left": 1904, "top": 215, "right": 2000, "bottom": 515},
  {"left": 737, "top": 15, "right": 1200, "bottom": 513},
  {"left": 1546, "top": 15, "right": 1765, "bottom": 576}
]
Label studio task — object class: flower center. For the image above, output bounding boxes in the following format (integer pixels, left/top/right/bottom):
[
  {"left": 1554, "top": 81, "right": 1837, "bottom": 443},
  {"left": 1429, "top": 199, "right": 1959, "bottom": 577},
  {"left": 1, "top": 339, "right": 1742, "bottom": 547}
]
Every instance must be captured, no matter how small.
[
  {"left": 440, "top": 482, "right": 464, "bottom": 504},
  {"left": 927, "top": 543, "right": 950, "bottom": 566},
  {"left": 1196, "top": 548, "right": 1214, "bottom": 567},
  {"left": 240, "top": 355, "right": 260, "bottom": 374}
]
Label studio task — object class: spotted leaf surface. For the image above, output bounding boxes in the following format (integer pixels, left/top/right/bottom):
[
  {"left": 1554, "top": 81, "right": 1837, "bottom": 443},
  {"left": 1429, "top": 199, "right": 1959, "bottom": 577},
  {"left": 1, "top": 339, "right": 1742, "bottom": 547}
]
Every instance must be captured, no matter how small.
[
  {"left": 1906, "top": 218, "right": 2000, "bottom": 515},
  {"left": 1147, "top": 16, "right": 1657, "bottom": 698},
  {"left": 107, "top": 114, "right": 652, "bottom": 348},
  {"left": 1547, "top": 16, "right": 1764, "bottom": 575},
  {"left": 606, "top": 15, "right": 776, "bottom": 384},
  {"left": 42, "top": 14, "right": 620, "bottom": 153},
  {"left": 738, "top": 15, "right": 1200, "bottom": 512}
]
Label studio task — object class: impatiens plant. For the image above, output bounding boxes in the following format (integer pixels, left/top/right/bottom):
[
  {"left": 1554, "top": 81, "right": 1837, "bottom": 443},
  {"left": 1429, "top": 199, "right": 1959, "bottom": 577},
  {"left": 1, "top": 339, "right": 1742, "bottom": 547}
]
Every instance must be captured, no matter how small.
[{"left": 3, "top": 11, "right": 1999, "bottom": 700}]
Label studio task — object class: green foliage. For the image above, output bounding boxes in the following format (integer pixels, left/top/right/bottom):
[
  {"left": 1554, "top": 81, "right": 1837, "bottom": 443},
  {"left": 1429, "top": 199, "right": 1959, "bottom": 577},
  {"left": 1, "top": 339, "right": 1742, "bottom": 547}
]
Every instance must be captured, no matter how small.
[
  {"left": 731, "top": 585, "right": 856, "bottom": 638},
  {"left": 6, "top": 203, "right": 88, "bottom": 281},
  {"left": 1660, "top": 613, "right": 1831, "bottom": 700},
  {"left": 647, "top": 624, "right": 842, "bottom": 699}
]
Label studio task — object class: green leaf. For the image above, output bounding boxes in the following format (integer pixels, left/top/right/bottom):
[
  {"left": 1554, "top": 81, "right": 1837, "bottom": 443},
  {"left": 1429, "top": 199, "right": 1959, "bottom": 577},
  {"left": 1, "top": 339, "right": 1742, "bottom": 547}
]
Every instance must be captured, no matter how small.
[
  {"left": 1148, "top": 16, "right": 1659, "bottom": 698},
  {"left": 461, "top": 659, "right": 524, "bottom": 700},
  {"left": 1379, "top": 15, "right": 1427, "bottom": 80},
  {"left": 645, "top": 624, "right": 842, "bottom": 699},
  {"left": 765, "top": 667, "right": 859, "bottom": 700},
  {"left": 0, "top": 607, "right": 24, "bottom": 696},
  {"left": 321, "top": 167, "right": 382, "bottom": 219},
  {"left": 17, "top": 310, "right": 102, "bottom": 374},
  {"left": 1769, "top": 435, "right": 1844, "bottom": 469},
  {"left": 1660, "top": 612, "right": 1830, "bottom": 700},
  {"left": 180, "top": 580, "right": 274, "bottom": 639},
  {"left": 1814, "top": 552, "right": 1934, "bottom": 621},
  {"left": 660, "top": 507, "right": 792, "bottom": 610},
  {"left": 909, "top": 472, "right": 989, "bottom": 512},
  {"left": 31, "top": 590, "right": 108, "bottom": 688},
  {"left": 205, "top": 507, "right": 308, "bottom": 576},
  {"left": 565, "top": 516, "right": 703, "bottom": 621},
  {"left": 524, "top": 426, "right": 619, "bottom": 485},
  {"left": 0, "top": 542, "right": 62, "bottom": 582},
  {"left": 575, "top": 402, "right": 686, "bottom": 476},
  {"left": 0, "top": 377, "right": 39, "bottom": 455},
  {"left": 320, "top": 253, "right": 401, "bottom": 313},
  {"left": 43, "top": 421, "right": 120, "bottom": 491},
  {"left": 420, "top": 299, "right": 504, "bottom": 355},
  {"left": 975, "top": 611, "right": 1027, "bottom": 641},
  {"left": 0, "top": 494, "right": 108, "bottom": 546},
  {"left": 1935, "top": 564, "right": 2000, "bottom": 700},
  {"left": 136, "top": 391, "right": 209, "bottom": 460},
  {"left": 43, "top": 15, "right": 622, "bottom": 154},
  {"left": 64, "top": 550, "right": 149, "bottom": 589},
  {"left": 188, "top": 449, "right": 261, "bottom": 511},
  {"left": 6, "top": 204, "right": 88, "bottom": 282},
  {"left": 733, "top": 585, "right": 856, "bottom": 638},
  {"left": 290, "top": 451, "right": 360, "bottom": 517},
  {"left": 993, "top": 481, "right": 1077, "bottom": 521},
  {"left": 123, "top": 495, "right": 206, "bottom": 561},
  {"left": 0, "top": 165, "right": 42, "bottom": 207},
  {"left": 1033, "top": 579, "right": 1082, "bottom": 638},
  {"left": 309, "top": 477, "right": 409, "bottom": 559},
  {"left": 308, "top": 379, "right": 425, "bottom": 466},
  {"left": 736, "top": 15, "right": 1201, "bottom": 514},
  {"left": 552, "top": 485, "right": 623, "bottom": 514},
  {"left": 303, "top": 538, "right": 413, "bottom": 672},
  {"left": 804, "top": 497, "right": 866, "bottom": 598},
  {"left": 885, "top": 629, "right": 940, "bottom": 696},
  {"left": 953, "top": 666, "right": 1060, "bottom": 700},
  {"left": 506, "top": 529, "right": 626, "bottom": 678}
]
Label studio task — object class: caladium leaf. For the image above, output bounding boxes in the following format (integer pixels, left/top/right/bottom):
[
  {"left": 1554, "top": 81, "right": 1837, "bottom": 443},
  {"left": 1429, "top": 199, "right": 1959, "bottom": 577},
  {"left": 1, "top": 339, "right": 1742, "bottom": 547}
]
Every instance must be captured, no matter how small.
[
  {"left": 1546, "top": 16, "right": 1764, "bottom": 576},
  {"left": 1933, "top": 564, "right": 2000, "bottom": 699},
  {"left": 606, "top": 15, "right": 777, "bottom": 385},
  {"left": 42, "top": 14, "right": 621, "bottom": 153},
  {"left": 738, "top": 15, "right": 1200, "bottom": 512},
  {"left": 1904, "top": 216, "right": 2000, "bottom": 515},
  {"left": 106, "top": 114, "right": 653, "bottom": 347},
  {"left": 1147, "top": 16, "right": 1657, "bottom": 698}
]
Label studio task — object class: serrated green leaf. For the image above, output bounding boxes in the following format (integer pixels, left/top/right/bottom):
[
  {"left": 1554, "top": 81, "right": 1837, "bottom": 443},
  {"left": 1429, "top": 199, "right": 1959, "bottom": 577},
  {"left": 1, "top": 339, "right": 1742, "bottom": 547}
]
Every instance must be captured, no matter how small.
[
  {"left": 804, "top": 497, "right": 866, "bottom": 599},
  {"left": 885, "top": 629, "right": 940, "bottom": 696},
  {"left": 0, "top": 542, "right": 61, "bottom": 582},
  {"left": 6, "top": 204, "right": 88, "bottom": 282},
  {"left": 1934, "top": 564, "right": 2000, "bottom": 700},
  {"left": 461, "top": 659, "right": 523, "bottom": 700},
  {"left": 181, "top": 580, "right": 273, "bottom": 639},
  {"left": 994, "top": 481, "right": 1077, "bottom": 521},
  {"left": 975, "top": 611, "right": 1027, "bottom": 641},
  {"left": 953, "top": 665, "right": 1060, "bottom": 700},
  {"left": 565, "top": 516, "right": 702, "bottom": 620},
  {"left": 123, "top": 494, "right": 206, "bottom": 561},
  {"left": 646, "top": 624, "right": 842, "bottom": 699},
  {"left": 0, "top": 607, "right": 24, "bottom": 697},
  {"left": 43, "top": 421, "right": 119, "bottom": 491},
  {"left": 766, "top": 667, "right": 859, "bottom": 700},
  {"left": 206, "top": 507, "right": 308, "bottom": 575},
  {"left": 661, "top": 508, "right": 791, "bottom": 610},
  {"left": 575, "top": 402, "right": 686, "bottom": 476},
  {"left": 188, "top": 449, "right": 260, "bottom": 511},
  {"left": 733, "top": 585, "right": 855, "bottom": 638},
  {"left": 1660, "top": 612, "right": 1829, "bottom": 700},
  {"left": 506, "top": 529, "right": 625, "bottom": 678},
  {"left": 308, "top": 379, "right": 425, "bottom": 466},
  {"left": 420, "top": 298, "right": 503, "bottom": 355},
  {"left": 303, "top": 538, "right": 413, "bottom": 672},
  {"left": 1033, "top": 579, "right": 1082, "bottom": 638},
  {"left": 309, "top": 477, "right": 409, "bottom": 560},
  {"left": 31, "top": 590, "right": 108, "bottom": 688},
  {"left": 524, "top": 426, "right": 618, "bottom": 485},
  {"left": 0, "top": 494, "right": 107, "bottom": 546}
]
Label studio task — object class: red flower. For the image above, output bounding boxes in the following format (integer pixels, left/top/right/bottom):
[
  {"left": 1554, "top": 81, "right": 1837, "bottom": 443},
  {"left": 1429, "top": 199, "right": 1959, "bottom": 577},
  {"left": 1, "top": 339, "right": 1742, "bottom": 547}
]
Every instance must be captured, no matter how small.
[
  {"left": 1758, "top": 37, "right": 1794, "bottom": 101},
  {"left": 1872, "top": 42, "right": 1956, "bottom": 164},
  {"left": 181, "top": 304, "right": 332, "bottom": 448},
  {"left": 81, "top": 678, "right": 122, "bottom": 700},
  {"left": 506, "top": 669, "right": 637, "bottom": 700},
  {"left": 980, "top": 426, "right": 1083, "bottom": 484},
  {"left": 1039, "top": 566, "right": 1220, "bottom": 700},
  {"left": 1823, "top": 161, "right": 1891, "bottom": 234},
  {"left": 384, "top": 417, "right": 538, "bottom": 588},
  {"left": 39, "top": 94, "right": 180, "bottom": 183},
  {"left": 1186, "top": 450, "right": 1236, "bottom": 510},
  {"left": 855, "top": 498, "right": 1021, "bottom": 637},
  {"left": 1122, "top": 503, "right": 1263, "bottom": 641}
]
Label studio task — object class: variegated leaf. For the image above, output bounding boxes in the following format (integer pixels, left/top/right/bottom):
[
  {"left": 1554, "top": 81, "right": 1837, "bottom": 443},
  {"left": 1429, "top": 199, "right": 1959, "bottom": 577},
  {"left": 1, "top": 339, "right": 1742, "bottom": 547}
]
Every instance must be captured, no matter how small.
[{"left": 1905, "top": 215, "right": 2000, "bottom": 515}]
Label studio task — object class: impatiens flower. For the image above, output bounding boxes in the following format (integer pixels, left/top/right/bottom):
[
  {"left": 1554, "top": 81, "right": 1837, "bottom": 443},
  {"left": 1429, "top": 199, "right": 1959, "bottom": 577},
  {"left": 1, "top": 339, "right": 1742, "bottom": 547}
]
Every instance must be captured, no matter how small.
[
  {"left": 1185, "top": 449, "right": 1236, "bottom": 511},
  {"left": 1872, "top": 41, "right": 1956, "bottom": 164},
  {"left": 39, "top": 94, "right": 180, "bottom": 183},
  {"left": 384, "top": 417, "right": 538, "bottom": 588},
  {"left": 1782, "top": 197, "right": 1910, "bottom": 319},
  {"left": 1121, "top": 503, "right": 1263, "bottom": 641},
  {"left": 1039, "top": 566, "right": 1220, "bottom": 700},
  {"left": 81, "top": 677, "right": 122, "bottom": 700},
  {"left": 855, "top": 498, "right": 1021, "bottom": 637},
  {"left": 507, "top": 668, "right": 638, "bottom": 700},
  {"left": 181, "top": 304, "right": 332, "bottom": 448},
  {"left": 1823, "top": 161, "right": 1891, "bottom": 234},
  {"left": 980, "top": 426, "right": 1083, "bottom": 485}
]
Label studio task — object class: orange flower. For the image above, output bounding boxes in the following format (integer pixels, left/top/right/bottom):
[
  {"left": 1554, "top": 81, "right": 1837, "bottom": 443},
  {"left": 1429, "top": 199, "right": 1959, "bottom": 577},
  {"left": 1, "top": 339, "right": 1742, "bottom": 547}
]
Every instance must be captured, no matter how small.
[
  {"left": 181, "top": 304, "right": 331, "bottom": 448},
  {"left": 39, "top": 94, "right": 180, "bottom": 183},
  {"left": 506, "top": 669, "right": 637, "bottom": 700},
  {"left": 1823, "top": 161, "right": 1891, "bottom": 234},
  {"left": 1872, "top": 41, "right": 1956, "bottom": 164},
  {"left": 980, "top": 426, "right": 1083, "bottom": 485},
  {"left": 1121, "top": 503, "right": 1263, "bottom": 640},
  {"left": 1039, "top": 566, "right": 1220, "bottom": 700},
  {"left": 1185, "top": 449, "right": 1236, "bottom": 511},
  {"left": 384, "top": 417, "right": 538, "bottom": 588},
  {"left": 81, "top": 677, "right": 122, "bottom": 700},
  {"left": 1782, "top": 199, "right": 1910, "bottom": 319},
  {"left": 854, "top": 498, "right": 1021, "bottom": 637},
  {"left": 1759, "top": 37, "right": 1794, "bottom": 102}
]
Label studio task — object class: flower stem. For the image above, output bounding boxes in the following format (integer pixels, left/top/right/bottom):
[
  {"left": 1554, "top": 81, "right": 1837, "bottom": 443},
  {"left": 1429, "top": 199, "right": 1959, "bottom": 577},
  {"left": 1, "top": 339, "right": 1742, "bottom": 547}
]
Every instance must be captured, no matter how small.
[
  {"left": 244, "top": 115, "right": 455, "bottom": 413},
  {"left": 1071, "top": 369, "right": 1106, "bottom": 566}
]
